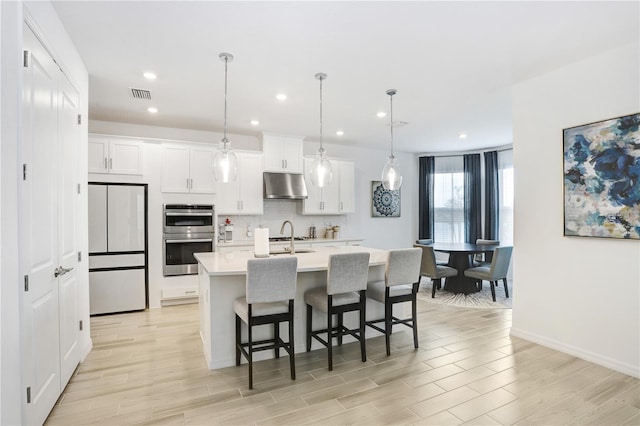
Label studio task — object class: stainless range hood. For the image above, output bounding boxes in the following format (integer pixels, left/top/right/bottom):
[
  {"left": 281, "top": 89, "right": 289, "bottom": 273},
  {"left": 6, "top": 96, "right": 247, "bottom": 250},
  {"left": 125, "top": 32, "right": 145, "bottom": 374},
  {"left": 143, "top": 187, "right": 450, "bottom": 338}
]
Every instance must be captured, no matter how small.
[{"left": 263, "top": 172, "right": 308, "bottom": 199}]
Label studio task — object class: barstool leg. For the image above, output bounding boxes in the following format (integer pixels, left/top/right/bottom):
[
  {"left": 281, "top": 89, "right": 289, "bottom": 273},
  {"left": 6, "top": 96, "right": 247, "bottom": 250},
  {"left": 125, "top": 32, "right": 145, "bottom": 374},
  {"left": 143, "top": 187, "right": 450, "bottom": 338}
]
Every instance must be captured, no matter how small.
[
  {"left": 327, "top": 307, "right": 333, "bottom": 371},
  {"left": 274, "top": 322, "right": 280, "bottom": 359},
  {"left": 385, "top": 289, "right": 392, "bottom": 356},
  {"left": 306, "top": 304, "right": 312, "bottom": 352},
  {"left": 248, "top": 319, "right": 253, "bottom": 389},
  {"left": 359, "top": 291, "right": 366, "bottom": 362},
  {"left": 235, "top": 315, "right": 241, "bottom": 366},
  {"left": 289, "top": 301, "right": 296, "bottom": 381}
]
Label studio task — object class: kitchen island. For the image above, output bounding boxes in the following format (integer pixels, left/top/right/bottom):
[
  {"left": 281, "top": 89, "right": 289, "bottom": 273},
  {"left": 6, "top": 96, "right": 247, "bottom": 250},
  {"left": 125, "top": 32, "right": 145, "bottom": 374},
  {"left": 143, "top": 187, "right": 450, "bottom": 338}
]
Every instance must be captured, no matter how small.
[{"left": 195, "top": 245, "right": 398, "bottom": 370}]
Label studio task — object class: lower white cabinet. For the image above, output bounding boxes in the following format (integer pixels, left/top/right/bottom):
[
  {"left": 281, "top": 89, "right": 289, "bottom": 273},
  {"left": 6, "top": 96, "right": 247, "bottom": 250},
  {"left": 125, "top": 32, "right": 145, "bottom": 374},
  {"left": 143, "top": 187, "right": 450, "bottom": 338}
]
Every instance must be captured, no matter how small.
[
  {"left": 302, "top": 158, "right": 355, "bottom": 215},
  {"left": 216, "top": 152, "right": 264, "bottom": 215}
]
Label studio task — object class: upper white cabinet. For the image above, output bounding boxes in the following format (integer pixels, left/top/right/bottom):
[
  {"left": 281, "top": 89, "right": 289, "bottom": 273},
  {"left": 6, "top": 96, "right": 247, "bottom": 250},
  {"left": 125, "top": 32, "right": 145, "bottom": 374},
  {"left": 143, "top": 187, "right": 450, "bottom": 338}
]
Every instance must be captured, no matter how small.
[
  {"left": 302, "top": 158, "right": 355, "bottom": 215},
  {"left": 161, "top": 143, "right": 215, "bottom": 193},
  {"left": 216, "top": 152, "right": 264, "bottom": 215},
  {"left": 88, "top": 136, "right": 143, "bottom": 175},
  {"left": 262, "top": 134, "right": 303, "bottom": 173}
]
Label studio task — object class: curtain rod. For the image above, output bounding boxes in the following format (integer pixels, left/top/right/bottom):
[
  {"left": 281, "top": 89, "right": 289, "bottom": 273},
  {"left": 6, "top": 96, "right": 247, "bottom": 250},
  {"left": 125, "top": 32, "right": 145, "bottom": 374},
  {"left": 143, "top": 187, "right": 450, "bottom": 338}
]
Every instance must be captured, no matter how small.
[{"left": 417, "top": 144, "right": 513, "bottom": 158}]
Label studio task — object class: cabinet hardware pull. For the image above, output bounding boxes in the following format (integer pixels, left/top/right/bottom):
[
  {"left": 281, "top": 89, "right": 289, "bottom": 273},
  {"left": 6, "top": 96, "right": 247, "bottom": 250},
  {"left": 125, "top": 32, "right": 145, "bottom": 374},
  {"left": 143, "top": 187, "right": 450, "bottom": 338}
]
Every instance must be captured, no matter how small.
[
  {"left": 109, "top": 158, "right": 112, "bottom": 169},
  {"left": 104, "top": 158, "right": 107, "bottom": 169},
  {"left": 190, "top": 178, "right": 193, "bottom": 189},
  {"left": 166, "top": 238, "right": 213, "bottom": 244}
]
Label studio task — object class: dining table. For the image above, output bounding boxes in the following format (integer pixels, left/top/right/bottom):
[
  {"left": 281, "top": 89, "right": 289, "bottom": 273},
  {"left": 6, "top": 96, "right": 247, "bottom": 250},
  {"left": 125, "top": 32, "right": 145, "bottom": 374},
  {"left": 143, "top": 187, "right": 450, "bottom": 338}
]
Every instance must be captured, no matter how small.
[{"left": 429, "top": 242, "right": 500, "bottom": 295}]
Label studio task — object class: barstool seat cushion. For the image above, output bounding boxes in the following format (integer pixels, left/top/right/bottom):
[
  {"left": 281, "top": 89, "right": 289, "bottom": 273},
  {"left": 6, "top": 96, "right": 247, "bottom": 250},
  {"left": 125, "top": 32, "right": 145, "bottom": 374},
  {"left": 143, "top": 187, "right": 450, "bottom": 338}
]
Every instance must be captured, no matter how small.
[
  {"left": 233, "top": 297, "right": 289, "bottom": 323},
  {"left": 367, "top": 280, "right": 412, "bottom": 303},
  {"left": 304, "top": 287, "right": 360, "bottom": 312}
]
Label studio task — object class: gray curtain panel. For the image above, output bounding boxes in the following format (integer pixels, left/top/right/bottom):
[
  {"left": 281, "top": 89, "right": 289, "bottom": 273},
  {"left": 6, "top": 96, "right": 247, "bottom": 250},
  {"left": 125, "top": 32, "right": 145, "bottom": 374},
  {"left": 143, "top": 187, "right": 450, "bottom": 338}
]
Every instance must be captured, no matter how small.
[
  {"left": 464, "top": 153, "right": 481, "bottom": 243},
  {"left": 418, "top": 156, "right": 435, "bottom": 240},
  {"left": 484, "top": 151, "right": 499, "bottom": 241}
]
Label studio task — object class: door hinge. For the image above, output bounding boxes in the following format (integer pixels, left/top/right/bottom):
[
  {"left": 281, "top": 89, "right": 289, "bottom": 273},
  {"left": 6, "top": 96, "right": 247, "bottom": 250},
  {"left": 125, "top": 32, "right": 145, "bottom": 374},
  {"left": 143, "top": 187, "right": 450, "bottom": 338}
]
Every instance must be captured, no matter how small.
[
  {"left": 23, "top": 50, "right": 29, "bottom": 68},
  {"left": 77, "top": 251, "right": 82, "bottom": 262},
  {"left": 77, "top": 114, "right": 82, "bottom": 125},
  {"left": 23, "top": 164, "right": 27, "bottom": 181},
  {"left": 24, "top": 275, "right": 29, "bottom": 292},
  {"left": 79, "top": 320, "right": 83, "bottom": 331},
  {"left": 26, "top": 387, "right": 31, "bottom": 404}
]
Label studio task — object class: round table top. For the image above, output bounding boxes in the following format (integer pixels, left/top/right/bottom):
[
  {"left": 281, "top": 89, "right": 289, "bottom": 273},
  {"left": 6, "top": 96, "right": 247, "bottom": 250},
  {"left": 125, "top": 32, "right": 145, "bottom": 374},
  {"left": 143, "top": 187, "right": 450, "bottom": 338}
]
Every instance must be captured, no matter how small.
[{"left": 418, "top": 242, "right": 500, "bottom": 254}]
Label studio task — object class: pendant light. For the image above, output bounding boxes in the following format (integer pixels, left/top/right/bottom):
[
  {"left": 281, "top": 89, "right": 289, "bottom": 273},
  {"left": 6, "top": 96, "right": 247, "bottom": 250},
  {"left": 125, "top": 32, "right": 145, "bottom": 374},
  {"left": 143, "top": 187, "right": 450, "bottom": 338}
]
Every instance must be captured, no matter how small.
[
  {"left": 309, "top": 72, "right": 333, "bottom": 188},
  {"left": 381, "top": 89, "right": 403, "bottom": 190},
  {"left": 213, "top": 53, "right": 239, "bottom": 183}
]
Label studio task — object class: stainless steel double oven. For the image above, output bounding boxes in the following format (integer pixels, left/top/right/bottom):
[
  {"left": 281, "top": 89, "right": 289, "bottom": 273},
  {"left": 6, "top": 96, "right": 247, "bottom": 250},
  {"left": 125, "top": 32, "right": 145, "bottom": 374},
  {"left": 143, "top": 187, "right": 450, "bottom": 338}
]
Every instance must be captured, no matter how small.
[{"left": 163, "top": 204, "right": 215, "bottom": 276}]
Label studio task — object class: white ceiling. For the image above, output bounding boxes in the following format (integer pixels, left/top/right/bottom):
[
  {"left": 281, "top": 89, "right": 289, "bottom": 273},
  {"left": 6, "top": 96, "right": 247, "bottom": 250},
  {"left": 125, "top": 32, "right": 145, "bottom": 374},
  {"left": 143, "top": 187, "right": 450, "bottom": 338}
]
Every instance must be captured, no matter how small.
[{"left": 51, "top": 1, "right": 638, "bottom": 153}]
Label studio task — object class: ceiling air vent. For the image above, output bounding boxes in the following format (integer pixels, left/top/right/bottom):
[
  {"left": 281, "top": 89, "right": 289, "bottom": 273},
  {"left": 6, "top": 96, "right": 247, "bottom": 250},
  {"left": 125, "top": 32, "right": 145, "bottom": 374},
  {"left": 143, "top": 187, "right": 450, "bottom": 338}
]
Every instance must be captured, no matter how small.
[{"left": 129, "top": 88, "right": 152, "bottom": 100}]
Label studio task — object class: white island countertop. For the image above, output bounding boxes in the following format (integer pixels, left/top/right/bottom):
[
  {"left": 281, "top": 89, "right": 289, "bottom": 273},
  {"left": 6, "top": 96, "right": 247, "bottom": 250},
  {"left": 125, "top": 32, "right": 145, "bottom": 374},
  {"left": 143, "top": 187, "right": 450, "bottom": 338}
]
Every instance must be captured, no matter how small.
[{"left": 195, "top": 245, "right": 387, "bottom": 276}]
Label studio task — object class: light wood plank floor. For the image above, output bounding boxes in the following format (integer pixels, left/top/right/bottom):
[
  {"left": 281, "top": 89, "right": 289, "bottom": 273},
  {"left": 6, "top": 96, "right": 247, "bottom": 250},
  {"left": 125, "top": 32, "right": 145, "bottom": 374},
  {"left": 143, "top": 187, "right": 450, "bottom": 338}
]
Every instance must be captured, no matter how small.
[{"left": 46, "top": 297, "right": 640, "bottom": 425}]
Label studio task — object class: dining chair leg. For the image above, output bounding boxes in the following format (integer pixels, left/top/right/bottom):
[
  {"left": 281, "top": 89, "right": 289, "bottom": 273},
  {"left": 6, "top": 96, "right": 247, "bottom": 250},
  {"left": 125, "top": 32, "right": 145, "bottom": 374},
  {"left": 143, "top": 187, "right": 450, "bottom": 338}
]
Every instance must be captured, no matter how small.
[
  {"left": 503, "top": 278, "right": 509, "bottom": 298},
  {"left": 288, "top": 302, "right": 296, "bottom": 380},
  {"left": 306, "top": 304, "right": 312, "bottom": 352},
  {"left": 274, "top": 322, "right": 280, "bottom": 359},
  {"left": 490, "top": 281, "right": 496, "bottom": 302},
  {"left": 412, "top": 285, "right": 419, "bottom": 350},
  {"left": 235, "top": 315, "right": 241, "bottom": 366},
  {"left": 431, "top": 279, "right": 438, "bottom": 298},
  {"left": 337, "top": 313, "right": 344, "bottom": 346}
]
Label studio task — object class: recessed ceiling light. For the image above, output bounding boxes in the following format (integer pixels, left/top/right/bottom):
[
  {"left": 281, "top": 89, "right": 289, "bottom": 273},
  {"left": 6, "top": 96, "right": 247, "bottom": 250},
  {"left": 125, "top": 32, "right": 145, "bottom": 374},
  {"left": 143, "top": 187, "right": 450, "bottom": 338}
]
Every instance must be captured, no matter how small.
[
  {"left": 147, "top": 107, "right": 158, "bottom": 113},
  {"left": 250, "top": 120, "right": 260, "bottom": 126},
  {"left": 276, "top": 93, "right": 287, "bottom": 101},
  {"left": 376, "top": 112, "right": 387, "bottom": 118},
  {"left": 336, "top": 130, "right": 344, "bottom": 136},
  {"left": 143, "top": 72, "right": 157, "bottom": 80},
  {"left": 458, "top": 133, "right": 468, "bottom": 139}
]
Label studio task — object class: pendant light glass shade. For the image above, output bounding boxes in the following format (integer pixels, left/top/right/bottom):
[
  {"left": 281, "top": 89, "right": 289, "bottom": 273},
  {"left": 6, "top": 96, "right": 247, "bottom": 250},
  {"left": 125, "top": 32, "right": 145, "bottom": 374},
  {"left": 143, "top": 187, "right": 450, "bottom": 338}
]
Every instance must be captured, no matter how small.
[
  {"left": 381, "top": 89, "right": 403, "bottom": 190},
  {"left": 309, "top": 73, "right": 333, "bottom": 188},
  {"left": 213, "top": 53, "right": 238, "bottom": 183}
]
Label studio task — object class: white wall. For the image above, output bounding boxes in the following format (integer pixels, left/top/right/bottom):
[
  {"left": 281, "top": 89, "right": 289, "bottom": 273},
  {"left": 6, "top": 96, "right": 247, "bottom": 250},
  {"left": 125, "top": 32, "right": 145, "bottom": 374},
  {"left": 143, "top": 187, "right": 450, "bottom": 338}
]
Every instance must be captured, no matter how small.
[{"left": 511, "top": 41, "right": 640, "bottom": 377}]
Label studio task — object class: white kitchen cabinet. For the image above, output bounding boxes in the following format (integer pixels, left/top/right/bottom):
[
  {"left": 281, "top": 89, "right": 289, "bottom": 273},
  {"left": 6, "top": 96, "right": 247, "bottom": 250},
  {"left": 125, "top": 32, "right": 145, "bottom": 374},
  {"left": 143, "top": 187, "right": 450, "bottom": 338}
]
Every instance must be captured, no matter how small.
[
  {"left": 216, "top": 152, "right": 264, "bottom": 215},
  {"left": 302, "top": 158, "right": 355, "bottom": 215},
  {"left": 262, "top": 134, "right": 303, "bottom": 173},
  {"left": 161, "top": 143, "right": 215, "bottom": 193},
  {"left": 337, "top": 160, "right": 355, "bottom": 213},
  {"left": 88, "top": 136, "right": 143, "bottom": 175}
]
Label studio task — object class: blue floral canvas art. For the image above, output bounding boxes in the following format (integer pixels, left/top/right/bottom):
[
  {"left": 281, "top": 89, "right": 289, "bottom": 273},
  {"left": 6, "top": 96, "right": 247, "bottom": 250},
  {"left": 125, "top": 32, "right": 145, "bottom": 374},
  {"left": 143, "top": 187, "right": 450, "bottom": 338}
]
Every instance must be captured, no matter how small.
[
  {"left": 372, "top": 181, "right": 401, "bottom": 217},
  {"left": 563, "top": 113, "right": 640, "bottom": 239}
]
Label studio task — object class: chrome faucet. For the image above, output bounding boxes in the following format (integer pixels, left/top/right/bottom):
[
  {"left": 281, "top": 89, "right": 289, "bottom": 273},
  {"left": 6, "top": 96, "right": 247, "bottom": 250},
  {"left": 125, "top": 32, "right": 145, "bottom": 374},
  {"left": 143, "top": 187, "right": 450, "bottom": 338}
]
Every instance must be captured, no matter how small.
[{"left": 280, "top": 220, "right": 295, "bottom": 255}]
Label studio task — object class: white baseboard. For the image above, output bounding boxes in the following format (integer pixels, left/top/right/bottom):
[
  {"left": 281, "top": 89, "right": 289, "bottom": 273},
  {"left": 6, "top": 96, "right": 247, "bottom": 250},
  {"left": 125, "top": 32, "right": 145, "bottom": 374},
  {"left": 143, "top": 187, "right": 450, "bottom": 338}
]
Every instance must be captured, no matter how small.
[{"left": 510, "top": 327, "right": 639, "bottom": 378}]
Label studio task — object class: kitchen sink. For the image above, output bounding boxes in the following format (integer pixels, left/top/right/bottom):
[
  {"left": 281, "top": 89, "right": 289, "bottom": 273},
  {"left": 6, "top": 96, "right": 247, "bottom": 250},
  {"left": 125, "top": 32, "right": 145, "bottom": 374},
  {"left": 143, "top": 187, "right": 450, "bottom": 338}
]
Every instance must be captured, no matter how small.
[{"left": 270, "top": 248, "right": 315, "bottom": 255}]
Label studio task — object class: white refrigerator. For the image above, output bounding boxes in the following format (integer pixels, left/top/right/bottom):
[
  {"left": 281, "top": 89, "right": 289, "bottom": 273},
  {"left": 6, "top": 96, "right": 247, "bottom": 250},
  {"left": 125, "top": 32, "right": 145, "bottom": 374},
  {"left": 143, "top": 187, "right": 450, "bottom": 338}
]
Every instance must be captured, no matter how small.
[{"left": 88, "top": 183, "right": 148, "bottom": 314}]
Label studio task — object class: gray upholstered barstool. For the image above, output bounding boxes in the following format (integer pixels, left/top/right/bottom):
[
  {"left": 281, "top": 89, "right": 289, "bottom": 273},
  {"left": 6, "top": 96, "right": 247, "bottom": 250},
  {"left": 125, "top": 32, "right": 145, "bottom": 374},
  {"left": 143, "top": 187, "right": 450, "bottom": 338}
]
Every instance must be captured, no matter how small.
[
  {"left": 234, "top": 256, "right": 298, "bottom": 389},
  {"left": 464, "top": 246, "right": 512, "bottom": 302},
  {"left": 304, "top": 252, "right": 370, "bottom": 371},
  {"left": 415, "top": 244, "right": 458, "bottom": 298},
  {"left": 366, "top": 248, "right": 423, "bottom": 356}
]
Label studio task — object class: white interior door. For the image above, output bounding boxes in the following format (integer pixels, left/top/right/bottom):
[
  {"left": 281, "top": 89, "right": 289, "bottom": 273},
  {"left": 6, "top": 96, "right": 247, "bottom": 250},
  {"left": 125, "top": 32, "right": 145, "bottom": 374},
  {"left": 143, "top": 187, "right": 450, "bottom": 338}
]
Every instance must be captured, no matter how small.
[
  {"left": 57, "top": 73, "right": 80, "bottom": 386},
  {"left": 22, "top": 25, "right": 62, "bottom": 426}
]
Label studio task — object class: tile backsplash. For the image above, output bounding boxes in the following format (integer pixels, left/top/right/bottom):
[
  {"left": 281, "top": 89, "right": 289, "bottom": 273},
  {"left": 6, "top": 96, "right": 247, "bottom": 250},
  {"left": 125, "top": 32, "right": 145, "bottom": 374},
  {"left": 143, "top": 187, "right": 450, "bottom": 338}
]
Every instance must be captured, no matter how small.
[{"left": 218, "top": 200, "right": 352, "bottom": 242}]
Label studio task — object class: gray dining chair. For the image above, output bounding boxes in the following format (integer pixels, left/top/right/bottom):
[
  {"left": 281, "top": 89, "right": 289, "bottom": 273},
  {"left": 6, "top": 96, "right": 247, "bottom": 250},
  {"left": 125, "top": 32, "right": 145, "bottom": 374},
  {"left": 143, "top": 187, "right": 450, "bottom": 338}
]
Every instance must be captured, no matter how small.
[
  {"left": 366, "top": 248, "right": 422, "bottom": 356},
  {"left": 415, "top": 239, "right": 447, "bottom": 265},
  {"left": 305, "top": 252, "right": 370, "bottom": 371},
  {"left": 473, "top": 239, "right": 500, "bottom": 266},
  {"left": 415, "top": 244, "right": 458, "bottom": 298},
  {"left": 464, "top": 246, "right": 512, "bottom": 302},
  {"left": 234, "top": 256, "right": 298, "bottom": 389}
]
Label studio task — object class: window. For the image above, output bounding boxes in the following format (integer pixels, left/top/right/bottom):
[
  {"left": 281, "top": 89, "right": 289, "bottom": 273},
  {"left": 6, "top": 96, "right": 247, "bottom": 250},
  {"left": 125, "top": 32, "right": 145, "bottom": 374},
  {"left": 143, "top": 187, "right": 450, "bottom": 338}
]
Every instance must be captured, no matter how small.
[
  {"left": 498, "top": 150, "right": 514, "bottom": 245},
  {"left": 433, "top": 156, "right": 464, "bottom": 243}
]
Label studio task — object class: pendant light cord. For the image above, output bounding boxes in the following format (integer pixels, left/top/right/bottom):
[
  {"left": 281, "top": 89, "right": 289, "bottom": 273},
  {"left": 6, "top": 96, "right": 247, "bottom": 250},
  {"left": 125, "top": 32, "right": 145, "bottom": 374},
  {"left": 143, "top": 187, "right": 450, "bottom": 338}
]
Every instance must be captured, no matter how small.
[
  {"left": 222, "top": 55, "right": 229, "bottom": 147},
  {"left": 319, "top": 75, "right": 324, "bottom": 154},
  {"left": 389, "top": 92, "right": 395, "bottom": 159}
]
